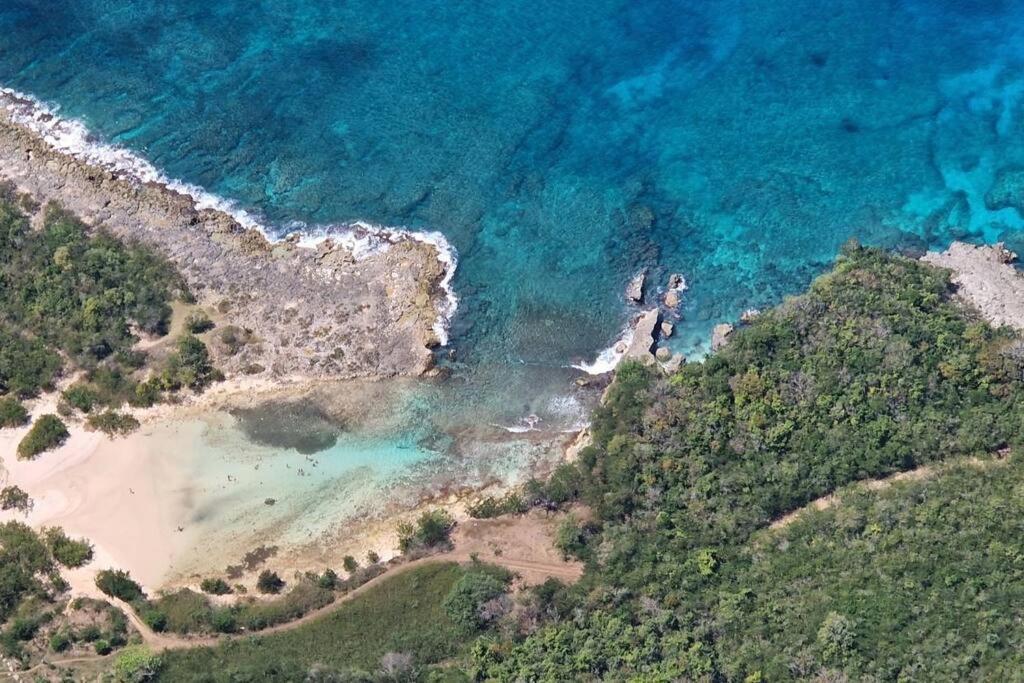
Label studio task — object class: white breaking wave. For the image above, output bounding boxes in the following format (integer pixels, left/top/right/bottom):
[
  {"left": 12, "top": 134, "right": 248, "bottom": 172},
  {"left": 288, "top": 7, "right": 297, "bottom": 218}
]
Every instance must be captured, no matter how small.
[
  {"left": 0, "top": 86, "right": 459, "bottom": 346},
  {"left": 571, "top": 322, "right": 635, "bottom": 375}
]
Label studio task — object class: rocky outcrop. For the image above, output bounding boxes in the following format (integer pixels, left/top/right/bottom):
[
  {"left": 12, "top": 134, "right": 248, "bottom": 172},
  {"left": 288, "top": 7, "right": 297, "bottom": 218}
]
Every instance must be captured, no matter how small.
[
  {"left": 623, "top": 309, "right": 660, "bottom": 364},
  {"left": 922, "top": 241, "right": 1024, "bottom": 331},
  {"left": 660, "top": 321, "right": 674, "bottom": 337},
  {"left": 0, "top": 105, "right": 449, "bottom": 380},
  {"left": 626, "top": 270, "right": 645, "bottom": 303},
  {"left": 711, "top": 323, "right": 734, "bottom": 351}
]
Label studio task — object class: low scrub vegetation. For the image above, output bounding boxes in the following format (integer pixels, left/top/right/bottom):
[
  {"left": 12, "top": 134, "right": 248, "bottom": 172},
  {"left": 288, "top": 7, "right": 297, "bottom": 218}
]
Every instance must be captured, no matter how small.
[{"left": 17, "top": 414, "right": 68, "bottom": 459}]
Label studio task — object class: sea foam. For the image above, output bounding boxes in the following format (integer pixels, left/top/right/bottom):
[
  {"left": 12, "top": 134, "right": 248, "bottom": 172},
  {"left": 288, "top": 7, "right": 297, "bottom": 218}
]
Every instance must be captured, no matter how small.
[{"left": 0, "top": 87, "right": 459, "bottom": 346}]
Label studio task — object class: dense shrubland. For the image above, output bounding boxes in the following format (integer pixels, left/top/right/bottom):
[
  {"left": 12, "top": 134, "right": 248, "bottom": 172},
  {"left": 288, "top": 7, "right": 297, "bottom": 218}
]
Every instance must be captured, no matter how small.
[
  {"left": 0, "top": 185, "right": 221, "bottom": 444},
  {"left": 473, "top": 246, "right": 1024, "bottom": 681}
]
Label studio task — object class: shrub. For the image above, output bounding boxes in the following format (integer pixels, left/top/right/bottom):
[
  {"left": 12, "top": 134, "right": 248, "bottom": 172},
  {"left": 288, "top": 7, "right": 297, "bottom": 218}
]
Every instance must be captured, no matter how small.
[
  {"left": 0, "top": 485, "right": 32, "bottom": 514},
  {"left": 256, "top": 570, "right": 285, "bottom": 594},
  {"left": 184, "top": 312, "right": 215, "bottom": 334},
  {"left": 112, "top": 644, "right": 163, "bottom": 682},
  {"left": 342, "top": 555, "right": 359, "bottom": 573},
  {"left": 95, "top": 569, "right": 145, "bottom": 602},
  {"left": 49, "top": 630, "right": 71, "bottom": 653},
  {"left": 86, "top": 410, "right": 140, "bottom": 437},
  {"left": 62, "top": 384, "right": 102, "bottom": 413},
  {"left": 366, "top": 551, "right": 380, "bottom": 565},
  {"left": 318, "top": 568, "right": 339, "bottom": 590},
  {"left": 442, "top": 567, "right": 511, "bottom": 633},
  {"left": 17, "top": 414, "right": 69, "bottom": 459},
  {"left": 44, "top": 527, "right": 94, "bottom": 568},
  {"left": 467, "top": 492, "right": 528, "bottom": 519},
  {"left": 0, "top": 396, "right": 28, "bottom": 428},
  {"left": 140, "top": 608, "right": 168, "bottom": 633},
  {"left": 94, "top": 638, "right": 112, "bottom": 655},
  {"left": 397, "top": 510, "right": 455, "bottom": 554},
  {"left": 161, "top": 335, "right": 222, "bottom": 392},
  {"left": 199, "top": 577, "right": 232, "bottom": 595}
]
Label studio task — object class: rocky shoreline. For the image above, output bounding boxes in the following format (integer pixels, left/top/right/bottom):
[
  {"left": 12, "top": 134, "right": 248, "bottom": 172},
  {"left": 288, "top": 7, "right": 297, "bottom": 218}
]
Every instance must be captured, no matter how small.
[{"left": 0, "top": 93, "right": 451, "bottom": 381}]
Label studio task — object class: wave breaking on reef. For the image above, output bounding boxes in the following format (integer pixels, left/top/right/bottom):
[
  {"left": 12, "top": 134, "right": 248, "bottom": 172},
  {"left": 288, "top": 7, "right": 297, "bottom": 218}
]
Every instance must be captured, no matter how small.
[{"left": 0, "top": 86, "right": 459, "bottom": 346}]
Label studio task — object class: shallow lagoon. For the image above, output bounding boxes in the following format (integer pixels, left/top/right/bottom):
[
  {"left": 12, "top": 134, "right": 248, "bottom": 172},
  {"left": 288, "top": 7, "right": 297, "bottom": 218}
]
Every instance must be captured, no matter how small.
[{"left": 2, "top": 0, "right": 1024, "bottom": 564}]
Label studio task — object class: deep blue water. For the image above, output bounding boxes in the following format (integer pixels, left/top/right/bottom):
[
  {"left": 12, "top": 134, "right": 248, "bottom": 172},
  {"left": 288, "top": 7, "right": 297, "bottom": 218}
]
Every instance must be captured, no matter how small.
[{"left": 2, "top": 0, "right": 1024, "bottom": 434}]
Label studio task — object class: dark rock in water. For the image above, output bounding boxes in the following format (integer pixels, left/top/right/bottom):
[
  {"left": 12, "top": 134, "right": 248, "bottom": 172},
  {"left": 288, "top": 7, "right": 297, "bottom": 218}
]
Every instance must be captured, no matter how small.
[
  {"left": 626, "top": 270, "right": 646, "bottom": 303},
  {"left": 264, "top": 498, "right": 276, "bottom": 506},
  {"left": 232, "top": 400, "right": 342, "bottom": 455}
]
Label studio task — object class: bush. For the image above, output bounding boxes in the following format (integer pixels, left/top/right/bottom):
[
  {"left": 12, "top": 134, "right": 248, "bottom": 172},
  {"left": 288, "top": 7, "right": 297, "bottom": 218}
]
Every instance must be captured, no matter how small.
[
  {"left": 161, "top": 335, "right": 222, "bottom": 392},
  {"left": 342, "top": 555, "right": 359, "bottom": 573},
  {"left": 0, "top": 396, "right": 28, "bottom": 428},
  {"left": 49, "top": 630, "right": 71, "bottom": 652},
  {"left": 112, "top": 644, "right": 163, "bottom": 682},
  {"left": 467, "top": 492, "right": 528, "bottom": 519},
  {"left": 442, "top": 567, "right": 511, "bottom": 633},
  {"left": 397, "top": 510, "right": 456, "bottom": 554},
  {"left": 184, "top": 311, "right": 215, "bottom": 334},
  {"left": 199, "top": 577, "right": 232, "bottom": 595},
  {"left": 366, "top": 551, "right": 380, "bottom": 565},
  {"left": 62, "top": 384, "right": 101, "bottom": 413},
  {"left": 318, "top": 569, "right": 339, "bottom": 590},
  {"left": 17, "top": 414, "right": 69, "bottom": 459},
  {"left": 95, "top": 569, "right": 145, "bottom": 602},
  {"left": 0, "top": 485, "right": 32, "bottom": 514},
  {"left": 86, "top": 410, "right": 140, "bottom": 437},
  {"left": 256, "top": 570, "right": 285, "bottom": 594},
  {"left": 44, "top": 527, "right": 94, "bottom": 568},
  {"left": 95, "top": 638, "right": 112, "bottom": 655}
]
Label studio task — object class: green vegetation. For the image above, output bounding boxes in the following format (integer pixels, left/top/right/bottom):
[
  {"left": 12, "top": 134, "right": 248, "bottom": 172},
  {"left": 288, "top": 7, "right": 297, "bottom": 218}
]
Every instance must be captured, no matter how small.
[
  {"left": 0, "top": 485, "right": 32, "bottom": 514},
  {"left": 0, "top": 196, "right": 185, "bottom": 388},
  {"left": 199, "top": 578, "right": 232, "bottom": 596},
  {"left": 86, "top": 410, "right": 141, "bottom": 437},
  {"left": 96, "top": 569, "right": 146, "bottom": 603},
  {"left": 43, "top": 527, "right": 94, "bottom": 568},
  {"left": 16, "top": 414, "right": 68, "bottom": 459},
  {"left": 113, "top": 645, "right": 163, "bottom": 682},
  {"left": 442, "top": 564, "right": 513, "bottom": 633},
  {"left": 471, "top": 247, "right": 1024, "bottom": 681},
  {"left": 157, "top": 563, "right": 472, "bottom": 681},
  {"left": 466, "top": 491, "right": 528, "bottom": 519},
  {"left": 397, "top": 509, "right": 456, "bottom": 553},
  {"left": 0, "top": 523, "right": 107, "bottom": 666},
  {"left": 0, "top": 396, "right": 28, "bottom": 427},
  {"left": 184, "top": 311, "right": 215, "bottom": 334},
  {"left": 0, "top": 189, "right": 220, "bottom": 427},
  {"left": 256, "top": 570, "right": 284, "bottom": 594}
]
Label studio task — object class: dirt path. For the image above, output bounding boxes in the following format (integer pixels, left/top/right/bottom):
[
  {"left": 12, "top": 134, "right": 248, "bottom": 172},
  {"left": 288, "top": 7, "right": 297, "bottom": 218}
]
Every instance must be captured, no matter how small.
[
  {"left": 768, "top": 455, "right": 1006, "bottom": 530},
  {"left": 106, "top": 509, "right": 583, "bottom": 653}
]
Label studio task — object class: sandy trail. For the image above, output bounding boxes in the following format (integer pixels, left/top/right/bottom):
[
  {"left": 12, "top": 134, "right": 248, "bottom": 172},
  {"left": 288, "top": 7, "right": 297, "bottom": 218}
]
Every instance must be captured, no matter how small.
[{"left": 76, "top": 510, "right": 582, "bottom": 654}]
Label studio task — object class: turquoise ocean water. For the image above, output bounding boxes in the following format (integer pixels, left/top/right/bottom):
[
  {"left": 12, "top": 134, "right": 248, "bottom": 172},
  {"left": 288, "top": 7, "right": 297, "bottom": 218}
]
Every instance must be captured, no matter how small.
[{"left": 3, "top": 0, "right": 1024, "bottom": 523}]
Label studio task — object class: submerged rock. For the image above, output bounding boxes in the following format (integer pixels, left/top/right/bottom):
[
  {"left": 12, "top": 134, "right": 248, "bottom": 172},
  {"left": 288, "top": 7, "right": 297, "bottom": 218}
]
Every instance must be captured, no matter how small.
[
  {"left": 664, "top": 290, "right": 681, "bottom": 308},
  {"left": 626, "top": 270, "right": 646, "bottom": 303},
  {"left": 711, "top": 323, "right": 734, "bottom": 351}
]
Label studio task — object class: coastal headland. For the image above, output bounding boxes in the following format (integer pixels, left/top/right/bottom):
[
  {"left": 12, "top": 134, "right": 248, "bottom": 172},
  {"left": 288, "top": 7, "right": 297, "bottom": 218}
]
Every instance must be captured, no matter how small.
[{"left": 0, "top": 89, "right": 453, "bottom": 381}]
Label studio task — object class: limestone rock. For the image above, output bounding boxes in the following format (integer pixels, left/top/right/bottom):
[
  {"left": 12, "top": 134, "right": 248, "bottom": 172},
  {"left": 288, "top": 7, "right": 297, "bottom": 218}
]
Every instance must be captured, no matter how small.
[
  {"left": 667, "top": 273, "right": 685, "bottom": 290},
  {"left": 623, "top": 309, "right": 660, "bottom": 364},
  {"left": 655, "top": 346, "right": 672, "bottom": 361},
  {"left": 740, "top": 308, "right": 761, "bottom": 324},
  {"left": 626, "top": 270, "right": 646, "bottom": 303},
  {"left": 660, "top": 321, "right": 674, "bottom": 337},
  {"left": 711, "top": 323, "right": 734, "bottom": 351},
  {"left": 663, "top": 352, "right": 685, "bottom": 374},
  {"left": 664, "top": 290, "right": 680, "bottom": 308}
]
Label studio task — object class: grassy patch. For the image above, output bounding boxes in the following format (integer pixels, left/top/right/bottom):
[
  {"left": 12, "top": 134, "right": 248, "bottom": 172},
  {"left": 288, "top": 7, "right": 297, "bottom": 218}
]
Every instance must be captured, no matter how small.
[{"left": 158, "top": 562, "right": 468, "bottom": 681}]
